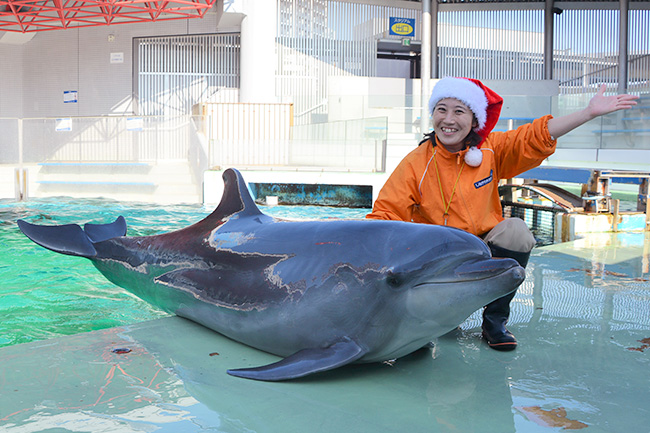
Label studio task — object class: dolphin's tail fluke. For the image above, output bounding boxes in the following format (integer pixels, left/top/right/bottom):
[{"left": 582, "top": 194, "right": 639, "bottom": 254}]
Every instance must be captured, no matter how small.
[
  {"left": 17, "top": 216, "right": 126, "bottom": 258},
  {"left": 84, "top": 216, "right": 127, "bottom": 243}
]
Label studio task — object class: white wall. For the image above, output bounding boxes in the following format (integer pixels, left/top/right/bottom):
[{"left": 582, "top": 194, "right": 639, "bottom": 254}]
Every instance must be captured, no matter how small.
[
  {"left": 0, "top": 43, "right": 24, "bottom": 117},
  {"left": 1, "top": 6, "right": 225, "bottom": 119}
]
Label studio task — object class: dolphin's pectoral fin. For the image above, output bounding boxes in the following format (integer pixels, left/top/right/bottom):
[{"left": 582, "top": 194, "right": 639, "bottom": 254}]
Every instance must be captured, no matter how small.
[
  {"left": 17, "top": 219, "right": 97, "bottom": 258},
  {"left": 84, "top": 216, "right": 127, "bottom": 243},
  {"left": 227, "top": 337, "right": 367, "bottom": 381}
]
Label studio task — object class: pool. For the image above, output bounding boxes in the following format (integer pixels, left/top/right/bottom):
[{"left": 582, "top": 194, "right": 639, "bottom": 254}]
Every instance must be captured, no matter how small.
[
  {"left": 2, "top": 197, "right": 650, "bottom": 432},
  {"left": 0, "top": 197, "right": 370, "bottom": 348}
]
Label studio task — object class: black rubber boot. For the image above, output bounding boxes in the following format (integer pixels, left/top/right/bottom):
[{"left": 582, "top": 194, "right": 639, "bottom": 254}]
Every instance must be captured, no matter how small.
[{"left": 482, "top": 243, "right": 531, "bottom": 351}]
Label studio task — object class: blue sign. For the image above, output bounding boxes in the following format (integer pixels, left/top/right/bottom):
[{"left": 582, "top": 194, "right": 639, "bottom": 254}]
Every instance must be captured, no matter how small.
[
  {"left": 389, "top": 17, "right": 415, "bottom": 37},
  {"left": 63, "top": 90, "right": 78, "bottom": 103}
]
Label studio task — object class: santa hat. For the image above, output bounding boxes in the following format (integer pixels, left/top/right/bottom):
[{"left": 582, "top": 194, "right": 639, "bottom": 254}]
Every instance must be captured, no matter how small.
[{"left": 428, "top": 77, "right": 503, "bottom": 166}]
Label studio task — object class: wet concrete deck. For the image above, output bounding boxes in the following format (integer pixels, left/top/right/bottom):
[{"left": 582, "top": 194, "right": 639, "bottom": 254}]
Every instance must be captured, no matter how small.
[{"left": 1, "top": 232, "right": 649, "bottom": 432}]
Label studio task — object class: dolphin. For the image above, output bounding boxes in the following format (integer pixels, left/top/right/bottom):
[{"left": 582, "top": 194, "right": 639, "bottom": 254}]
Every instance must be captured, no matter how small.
[{"left": 17, "top": 168, "right": 525, "bottom": 381}]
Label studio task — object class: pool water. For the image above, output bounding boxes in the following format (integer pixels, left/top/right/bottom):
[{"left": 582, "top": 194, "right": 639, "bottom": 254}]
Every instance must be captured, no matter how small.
[{"left": 0, "top": 197, "right": 370, "bottom": 348}]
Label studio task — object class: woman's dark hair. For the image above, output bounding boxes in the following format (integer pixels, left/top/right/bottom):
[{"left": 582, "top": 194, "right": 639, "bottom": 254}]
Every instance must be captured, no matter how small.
[{"left": 418, "top": 131, "right": 435, "bottom": 146}]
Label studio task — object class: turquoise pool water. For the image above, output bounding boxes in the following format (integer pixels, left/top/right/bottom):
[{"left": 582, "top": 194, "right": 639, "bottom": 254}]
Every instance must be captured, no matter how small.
[{"left": 0, "top": 197, "right": 370, "bottom": 348}]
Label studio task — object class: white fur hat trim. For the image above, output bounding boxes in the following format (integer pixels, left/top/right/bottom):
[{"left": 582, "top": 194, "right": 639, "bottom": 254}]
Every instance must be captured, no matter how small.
[{"left": 428, "top": 77, "right": 488, "bottom": 130}]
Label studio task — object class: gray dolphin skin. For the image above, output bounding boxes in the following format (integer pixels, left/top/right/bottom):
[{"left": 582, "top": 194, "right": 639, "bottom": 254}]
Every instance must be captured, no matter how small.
[{"left": 17, "top": 168, "right": 525, "bottom": 381}]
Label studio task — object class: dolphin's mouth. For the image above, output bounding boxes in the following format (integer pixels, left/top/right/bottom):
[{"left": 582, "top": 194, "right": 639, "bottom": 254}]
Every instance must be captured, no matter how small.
[
  {"left": 406, "top": 263, "right": 525, "bottom": 325},
  {"left": 412, "top": 257, "right": 523, "bottom": 286},
  {"left": 452, "top": 257, "right": 522, "bottom": 283}
]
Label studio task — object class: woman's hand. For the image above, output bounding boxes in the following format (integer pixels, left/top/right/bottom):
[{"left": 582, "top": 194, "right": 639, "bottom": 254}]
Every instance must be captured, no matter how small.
[
  {"left": 587, "top": 84, "right": 640, "bottom": 118},
  {"left": 547, "top": 84, "right": 639, "bottom": 139}
]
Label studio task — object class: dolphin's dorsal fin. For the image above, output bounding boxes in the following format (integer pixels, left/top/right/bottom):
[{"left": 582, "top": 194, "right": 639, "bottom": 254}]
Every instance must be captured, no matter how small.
[
  {"left": 206, "top": 168, "right": 264, "bottom": 222},
  {"left": 226, "top": 337, "right": 366, "bottom": 381}
]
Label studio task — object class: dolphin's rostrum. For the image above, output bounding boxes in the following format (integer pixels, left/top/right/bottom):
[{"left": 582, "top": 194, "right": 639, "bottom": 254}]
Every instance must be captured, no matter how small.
[{"left": 17, "top": 168, "right": 525, "bottom": 381}]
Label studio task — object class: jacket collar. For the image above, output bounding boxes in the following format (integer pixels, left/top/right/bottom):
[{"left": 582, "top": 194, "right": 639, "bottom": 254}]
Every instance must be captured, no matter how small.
[{"left": 433, "top": 137, "right": 468, "bottom": 161}]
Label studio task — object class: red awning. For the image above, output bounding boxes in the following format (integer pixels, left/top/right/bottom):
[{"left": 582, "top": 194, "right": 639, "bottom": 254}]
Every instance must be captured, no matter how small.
[{"left": 0, "top": 0, "right": 216, "bottom": 33}]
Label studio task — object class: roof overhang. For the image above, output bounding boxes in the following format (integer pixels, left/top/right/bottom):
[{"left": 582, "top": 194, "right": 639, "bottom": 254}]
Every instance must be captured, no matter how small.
[{"left": 0, "top": 0, "right": 218, "bottom": 33}]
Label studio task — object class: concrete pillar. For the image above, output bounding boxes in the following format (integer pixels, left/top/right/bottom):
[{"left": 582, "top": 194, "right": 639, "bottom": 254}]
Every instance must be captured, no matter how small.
[
  {"left": 239, "top": 0, "right": 277, "bottom": 103},
  {"left": 618, "top": 0, "right": 629, "bottom": 94},
  {"left": 420, "top": 0, "right": 432, "bottom": 135},
  {"left": 543, "top": 0, "right": 554, "bottom": 80},
  {"left": 431, "top": 0, "right": 438, "bottom": 79}
]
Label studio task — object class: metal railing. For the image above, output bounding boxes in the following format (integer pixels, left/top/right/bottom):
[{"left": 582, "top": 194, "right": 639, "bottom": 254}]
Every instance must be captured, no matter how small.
[
  {"left": 1, "top": 91, "right": 646, "bottom": 201},
  {"left": 325, "top": 91, "right": 650, "bottom": 151},
  {"left": 0, "top": 115, "right": 201, "bottom": 165},
  {"left": 200, "top": 102, "right": 294, "bottom": 167},
  {"left": 0, "top": 115, "right": 209, "bottom": 201},
  {"left": 199, "top": 102, "right": 388, "bottom": 172},
  {"left": 288, "top": 117, "right": 388, "bottom": 172}
]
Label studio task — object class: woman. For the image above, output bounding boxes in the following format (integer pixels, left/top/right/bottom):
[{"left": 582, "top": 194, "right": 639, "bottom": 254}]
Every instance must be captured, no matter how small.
[{"left": 367, "top": 77, "right": 639, "bottom": 351}]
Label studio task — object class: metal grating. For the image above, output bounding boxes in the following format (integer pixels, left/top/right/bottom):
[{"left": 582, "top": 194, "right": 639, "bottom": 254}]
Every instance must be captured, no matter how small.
[
  {"left": 438, "top": 9, "right": 545, "bottom": 81},
  {"left": 501, "top": 201, "right": 566, "bottom": 246},
  {"left": 438, "top": 0, "right": 622, "bottom": 3},
  {"left": 135, "top": 33, "right": 240, "bottom": 116},
  {"left": 629, "top": 9, "right": 650, "bottom": 92},
  {"left": 274, "top": 1, "right": 648, "bottom": 114},
  {"left": 554, "top": 9, "right": 619, "bottom": 94},
  {"left": 276, "top": 0, "right": 420, "bottom": 124},
  {"left": 0, "top": 0, "right": 216, "bottom": 33},
  {"left": 439, "top": 0, "right": 542, "bottom": 3}
]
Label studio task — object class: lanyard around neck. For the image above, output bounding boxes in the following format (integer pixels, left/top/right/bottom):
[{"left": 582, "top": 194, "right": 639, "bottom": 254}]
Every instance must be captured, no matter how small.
[{"left": 432, "top": 150, "right": 465, "bottom": 226}]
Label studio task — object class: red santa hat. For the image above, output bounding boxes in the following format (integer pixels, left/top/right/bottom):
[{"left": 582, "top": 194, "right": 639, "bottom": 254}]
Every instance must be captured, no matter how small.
[{"left": 428, "top": 77, "right": 503, "bottom": 166}]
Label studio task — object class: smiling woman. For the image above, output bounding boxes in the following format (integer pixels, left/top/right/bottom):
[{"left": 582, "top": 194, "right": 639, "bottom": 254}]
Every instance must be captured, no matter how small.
[
  {"left": 431, "top": 98, "right": 477, "bottom": 153},
  {"left": 367, "top": 76, "right": 639, "bottom": 352}
]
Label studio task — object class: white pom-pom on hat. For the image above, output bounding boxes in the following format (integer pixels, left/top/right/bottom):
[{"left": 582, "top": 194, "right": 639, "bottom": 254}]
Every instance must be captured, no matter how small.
[{"left": 464, "top": 145, "right": 483, "bottom": 167}]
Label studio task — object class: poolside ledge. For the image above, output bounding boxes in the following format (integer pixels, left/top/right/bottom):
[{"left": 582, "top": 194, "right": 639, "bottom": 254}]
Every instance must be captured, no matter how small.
[{"left": 203, "top": 168, "right": 390, "bottom": 208}]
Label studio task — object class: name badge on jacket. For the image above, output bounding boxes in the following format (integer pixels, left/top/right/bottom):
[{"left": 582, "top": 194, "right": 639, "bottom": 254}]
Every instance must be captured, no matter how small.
[{"left": 474, "top": 170, "right": 493, "bottom": 189}]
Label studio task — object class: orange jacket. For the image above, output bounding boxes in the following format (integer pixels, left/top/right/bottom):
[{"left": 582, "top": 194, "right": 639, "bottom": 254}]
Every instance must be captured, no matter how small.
[{"left": 367, "top": 115, "right": 557, "bottom": 236}]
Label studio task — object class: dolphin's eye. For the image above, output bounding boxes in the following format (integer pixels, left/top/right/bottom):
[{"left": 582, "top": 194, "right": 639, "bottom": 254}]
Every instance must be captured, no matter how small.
[{"left": 386, "top": 271, "right": 402, "bottom": 288}]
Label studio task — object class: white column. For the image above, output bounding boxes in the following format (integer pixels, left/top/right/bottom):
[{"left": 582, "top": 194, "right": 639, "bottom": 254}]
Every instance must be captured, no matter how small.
[
  {"left": 431, "top": 0, "right": 438, "bottom": 79},
  {"left": 420, "top": 0, "right": 432, "bottom": 135},
  {"left": 239, "top": 0, "right": 277, "bottom": 103},
  {"left": 618, "top": 0, "right": 629, "bottom": 94},
  {"left": 543, "top": 0, "right": 554, "bottom": 80}
]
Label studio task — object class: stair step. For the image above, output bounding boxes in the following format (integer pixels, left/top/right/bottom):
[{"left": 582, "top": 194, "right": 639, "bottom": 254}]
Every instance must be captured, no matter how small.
[
  {"left": 39, "top": 162, "right": 151, "bottom": 167},
  {"left": 37, "top": 180, "right": 155, "bottom": 186},
  {"left": 32, "top": 160, "right": 201, "bottom": 204}
]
